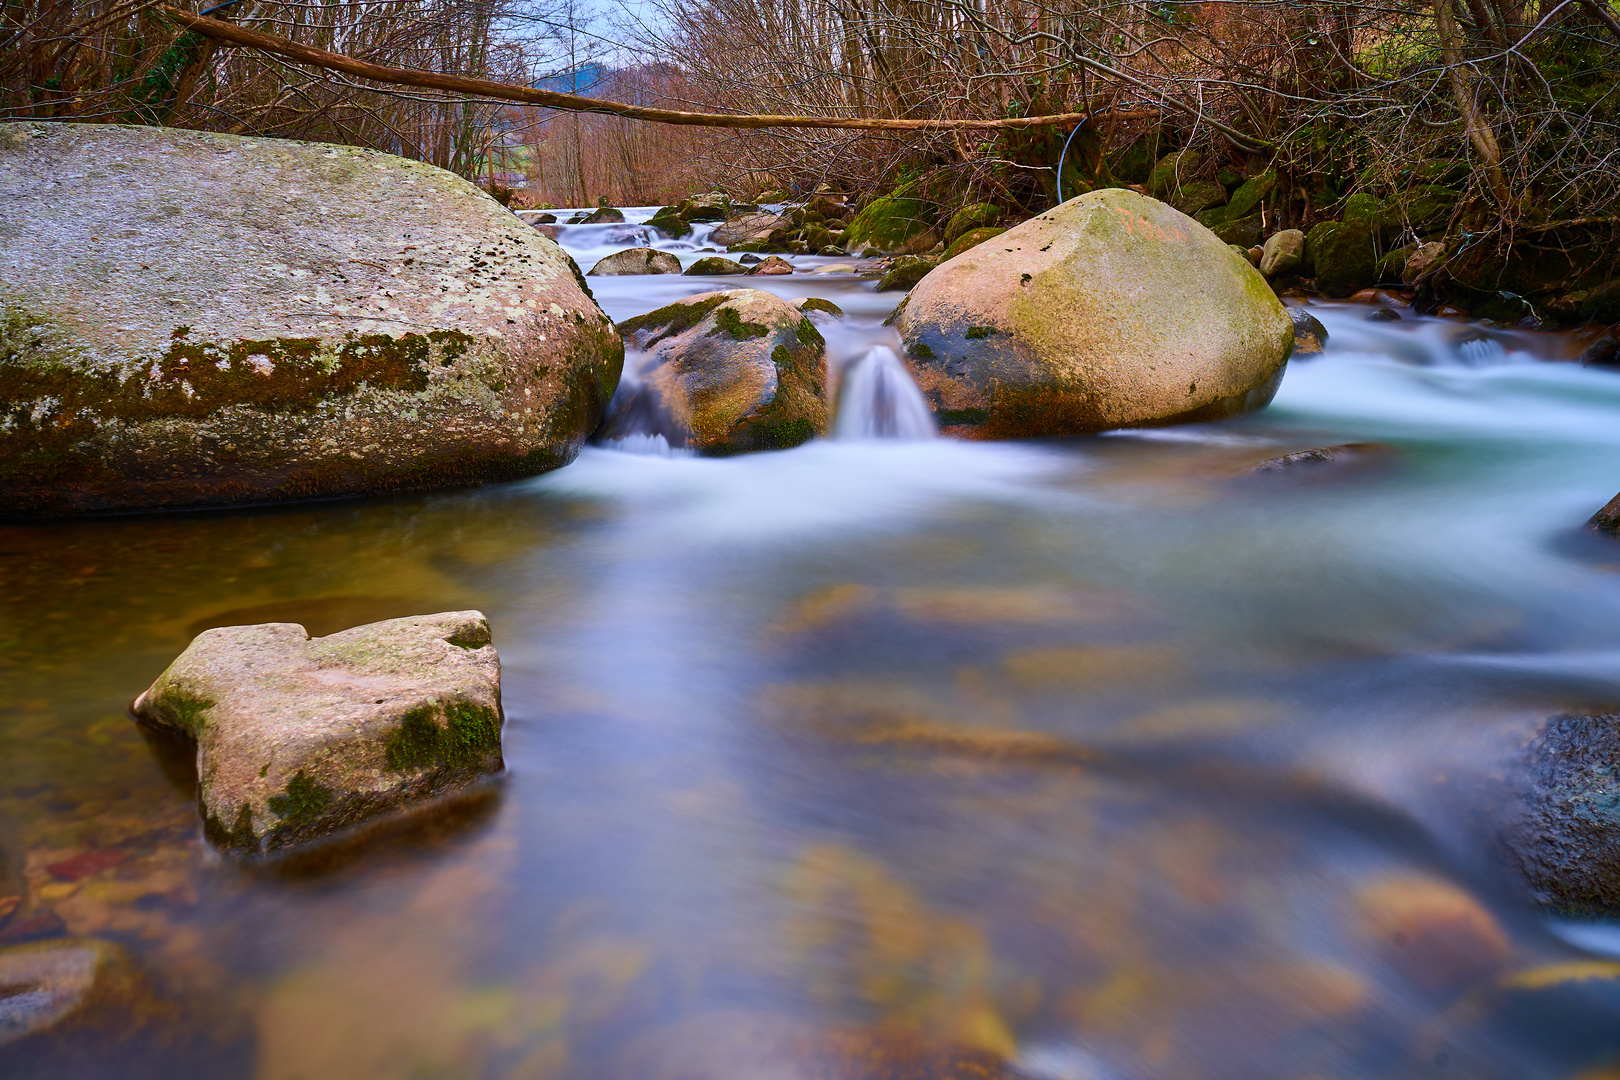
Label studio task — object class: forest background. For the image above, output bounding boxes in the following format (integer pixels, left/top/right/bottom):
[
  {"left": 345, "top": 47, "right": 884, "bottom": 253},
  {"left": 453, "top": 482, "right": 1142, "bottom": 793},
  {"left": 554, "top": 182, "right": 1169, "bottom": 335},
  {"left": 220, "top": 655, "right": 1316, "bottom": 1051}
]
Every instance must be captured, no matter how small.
[{"left": 5, "top": 0, "right": 1620, "bottom": 317}]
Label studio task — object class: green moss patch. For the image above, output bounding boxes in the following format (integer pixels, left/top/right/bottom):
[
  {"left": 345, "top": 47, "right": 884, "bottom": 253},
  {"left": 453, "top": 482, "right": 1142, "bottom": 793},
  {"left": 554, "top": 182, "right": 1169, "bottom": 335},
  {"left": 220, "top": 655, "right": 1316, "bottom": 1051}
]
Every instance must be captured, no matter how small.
[
  {"left": 618, "top": 293, "right": 729, "bottom": 343},
  {"left": 712, "top": 306, "right": 769, "bottom": 340},
  {"left": 385, "top": 699, "right": 502, "bottom": 772},
  {"left": 267, "top": 770, "right": 334, "bottom": 826}
]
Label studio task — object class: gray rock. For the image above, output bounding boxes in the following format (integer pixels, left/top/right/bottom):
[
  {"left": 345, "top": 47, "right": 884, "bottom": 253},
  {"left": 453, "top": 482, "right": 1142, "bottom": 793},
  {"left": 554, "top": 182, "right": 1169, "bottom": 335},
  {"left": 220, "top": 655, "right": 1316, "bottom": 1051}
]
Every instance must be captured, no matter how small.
[
  {"left": 580, "top": 205, "right": 625, "bottom": 223},
  {"left": 712, "top": 212, "right": 790, "bottom": 248},
  {"left": 1260, "top": 229, "right": 1306, "bottom": 278},
  {"left": 682, "top": 192, "right": 731, "bottom": 221},
  {"left": 601, "top": 290, "right": 827, "bottom": 453},
  {"left": 0, "top": 122, "right": 621, "bottom": 519},
  {"left": 131, "top": 611, "right": 503, "bottom": 856},
  {"left": 894, "top": 189, "right": 1293, "bottom": 437},
  {"left": 588, "top": 248, "right": 682, "bottom": 276}
]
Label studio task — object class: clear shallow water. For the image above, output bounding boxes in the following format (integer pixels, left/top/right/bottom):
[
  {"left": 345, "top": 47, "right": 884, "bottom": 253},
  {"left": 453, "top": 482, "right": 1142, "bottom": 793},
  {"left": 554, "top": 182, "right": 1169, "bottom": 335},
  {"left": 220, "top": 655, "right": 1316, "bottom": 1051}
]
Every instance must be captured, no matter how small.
[{"left": 4, "top": 213, "right": 1620, "bottom": 1078}]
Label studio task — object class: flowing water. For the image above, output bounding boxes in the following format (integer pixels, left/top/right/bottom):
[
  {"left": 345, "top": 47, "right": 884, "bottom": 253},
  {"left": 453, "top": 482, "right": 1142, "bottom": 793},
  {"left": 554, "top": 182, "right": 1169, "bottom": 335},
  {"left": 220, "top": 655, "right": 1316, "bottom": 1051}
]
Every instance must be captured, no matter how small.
[{"left": 3, "top": 207, "right": 1620, "bottom": 1079}]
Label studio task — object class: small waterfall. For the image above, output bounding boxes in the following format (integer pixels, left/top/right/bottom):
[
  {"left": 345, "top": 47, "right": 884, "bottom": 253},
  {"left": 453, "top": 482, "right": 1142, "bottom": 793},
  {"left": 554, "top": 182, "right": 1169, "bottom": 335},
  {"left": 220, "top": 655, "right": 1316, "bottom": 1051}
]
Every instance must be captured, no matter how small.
[{"left": 833, "top": 346, "right": 937, "bottom": 440}]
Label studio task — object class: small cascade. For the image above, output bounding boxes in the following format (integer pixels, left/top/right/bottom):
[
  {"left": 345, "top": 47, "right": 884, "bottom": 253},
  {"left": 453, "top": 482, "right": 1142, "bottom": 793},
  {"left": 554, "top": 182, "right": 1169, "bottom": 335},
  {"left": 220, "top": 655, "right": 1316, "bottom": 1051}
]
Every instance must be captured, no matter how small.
[{"left": 833, "top": 346, "right": 938, "bottom": 440}]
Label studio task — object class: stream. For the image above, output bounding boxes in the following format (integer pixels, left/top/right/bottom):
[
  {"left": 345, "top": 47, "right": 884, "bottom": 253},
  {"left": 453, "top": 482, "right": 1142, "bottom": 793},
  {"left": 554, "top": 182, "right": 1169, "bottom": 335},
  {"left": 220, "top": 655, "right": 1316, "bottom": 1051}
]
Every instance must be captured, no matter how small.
[{"left": 3, "top": 206, "right": 1620, "bottom": 1079}]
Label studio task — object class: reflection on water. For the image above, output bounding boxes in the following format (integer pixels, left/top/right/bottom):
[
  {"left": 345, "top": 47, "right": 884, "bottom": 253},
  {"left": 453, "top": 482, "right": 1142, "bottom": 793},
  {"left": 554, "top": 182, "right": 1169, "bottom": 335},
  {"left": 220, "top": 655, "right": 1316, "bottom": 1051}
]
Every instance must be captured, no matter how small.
[{"left": 4, "top": 211, "right": 1620, "bottom": 1079}]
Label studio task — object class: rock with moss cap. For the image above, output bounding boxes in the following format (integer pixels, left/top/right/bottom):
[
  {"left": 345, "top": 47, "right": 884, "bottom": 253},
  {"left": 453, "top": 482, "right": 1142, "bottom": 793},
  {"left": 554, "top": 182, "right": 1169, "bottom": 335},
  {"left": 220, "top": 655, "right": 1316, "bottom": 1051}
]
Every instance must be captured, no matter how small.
[
  {"left": 600, "top": 290, "right": 827, "bottom": 453},
  {"left": 942, "top": 202, "right": 1000, "bottom": 246},
  {"left": 0, "top": 122, "right": 621, "bottom": 520},
  {"left": 893, "top": 188, "right": 1293, "bottom": 438},
  {"left": 842, "top": 182, "right": 940, "bottom": 255},
  {"left": 798, "top": 297, "right": 845, "bottom": 319},
  {"left": 131, "top": 611, "right": 504, "bottom": 856},
  {"left": 685, "top": 256, "right": 750, "bottom": 276}
]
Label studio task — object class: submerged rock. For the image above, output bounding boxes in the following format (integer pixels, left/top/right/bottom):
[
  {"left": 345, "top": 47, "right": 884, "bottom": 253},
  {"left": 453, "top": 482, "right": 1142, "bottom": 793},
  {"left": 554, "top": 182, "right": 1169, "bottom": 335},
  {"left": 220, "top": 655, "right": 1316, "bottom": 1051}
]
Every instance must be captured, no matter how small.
[
  {"left": 132, "top": 611, "right": 504, "bottom": 856},
  {"left": 893, "top": 188, "right": 1293, "bottom": 437},
  {"left": 588, "top": 248, "right": 681, "bottom": 276},
  {"left": 1502, "top": 712, "right": 1620, "bottom": 913},
  {"left": 1251, "top": 442, "right": 1393, "bottom": 474},
  {"left": 600, "top": 290, "right": 827, "bottom": 453},
  {"left": 0, "top": 939, "right": 139, "bottom": 1048},
  {"left": 0, "top": 122, "right": 621, "bottom": 519}
]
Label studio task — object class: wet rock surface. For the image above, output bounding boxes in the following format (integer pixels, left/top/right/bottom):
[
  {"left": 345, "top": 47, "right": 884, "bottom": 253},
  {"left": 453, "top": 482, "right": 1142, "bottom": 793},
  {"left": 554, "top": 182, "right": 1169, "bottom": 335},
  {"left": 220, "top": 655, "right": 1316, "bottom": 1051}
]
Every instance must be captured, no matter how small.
[
  {"left": 588, "top": 247, "right": 681, "bottom": 275},
  {"left": 893, "top": 189, "right": 1293, "bottom": 438},
  {"left": 1288, "top": 308, "right": 1329, "bottom": 355},
  {"left": 600, "top": 289, "right": 827, "bottom": 453},
  {"left": 1251, "top": 442, "right": 1394, "bottom": 475},
  {"left": 0, "top": 122, "right": 622, "bottom": 519},
  {"left": 1592, "top": 491, "right": 1620, "bottom": 535},
  {"left": 132, "top": 611, "right": 504, "bottom": 856},
  {"left": 1502, "top": 712, "right": 1620, "bottom": 913}
]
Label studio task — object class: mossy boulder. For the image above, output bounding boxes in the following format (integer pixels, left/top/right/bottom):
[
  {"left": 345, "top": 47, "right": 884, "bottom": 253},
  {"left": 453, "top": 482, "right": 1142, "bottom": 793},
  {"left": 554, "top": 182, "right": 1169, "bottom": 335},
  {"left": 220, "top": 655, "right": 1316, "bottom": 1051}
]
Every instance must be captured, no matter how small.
[
  {"left": 1225, "top": 168, "right": 1276, "bottom": 220},
  {"left": 589, "top": 248, "right": 682, "bottom": 275},
  {"left": 132, "top": 611, "right": 503, "bottom": 857},
  {"left": 943, "top": 202, "right": 1000, "bottom": 246},
  {"left": 685, "top": 256, "right": 749, "bottom": 276},
  {"left": 1110, "top": 131, "right": 1167, "bottom": 185},
  {"left": 876, "top": 256, "right": 939, "bottom": 292},
  {"left": 798, "top": 297, "right": 845, "bottom": 319},
  {"left": 0, "top": 122, "right": 621, "bottom": 519},
  {"left": 647, "top": 209, "right": 693, "bottom": 239},
  {"left": 843, "top": 183, "right": 940, "bottom": 255},
  {"left": 894, "top": 189, "right": 1293, "bottom": 438},
  {"left": 1212, "top": 215, "right": 1264, "bottom": 248},
  {"left": 1399, "top": 184, "right": 1459, "bottom": 230},
  {"left": 943, "top": 226, "right": 1007, "bottom": 261},
  {"left": 1343, "top": 192, "right": 1402, "bottom": 239},
  {"left": 580, "top": 205, "right": 625, "bottom": 224},
  {"left": 601, "top": 290, "right": 828, "bottom": 453},
  {"left": 681, "top": 192, "right": 731, "bottom": 221},
  {"left": 1171, "top": 180, "right": 1227, "bottom": 217},
  {"left": 1148, "top": 149, "right": 1201, "bottom": 200},
  {"left": 1305, "top": 220, "right": 1377, "bottom": 297}
]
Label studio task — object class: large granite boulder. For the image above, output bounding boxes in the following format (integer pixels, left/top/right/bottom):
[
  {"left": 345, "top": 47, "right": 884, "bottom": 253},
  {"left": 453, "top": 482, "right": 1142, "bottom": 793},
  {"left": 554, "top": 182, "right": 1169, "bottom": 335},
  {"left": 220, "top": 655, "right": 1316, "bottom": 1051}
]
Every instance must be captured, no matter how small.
[
  {"left": 0, "top": 122, "right": 622, "bottom": 519},
  {"left": 132, "top": 611, "right": 503, "bottom": 856},
  {"left": 892, "top": 188, "right": 1294, "bottom": 437},
  {"left": 598, "top": 290, "right": 827, "bottom": 453}
]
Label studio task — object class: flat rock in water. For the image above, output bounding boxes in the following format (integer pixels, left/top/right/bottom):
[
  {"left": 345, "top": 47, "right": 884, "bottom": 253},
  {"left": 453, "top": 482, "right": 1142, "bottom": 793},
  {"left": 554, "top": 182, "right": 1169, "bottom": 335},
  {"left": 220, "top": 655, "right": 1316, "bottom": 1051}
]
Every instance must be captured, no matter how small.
[
  {"left": 131, "top": 611, "right": 503, "bottom": 856},
  {"left": 589, "top": 247, "right": 682, "bottom": 275},
  {"left": 1251, "top": 442, "right": 1393, "bottom": 474},
  {"left": 893, "top": 188, "right": 1293, "bottom": 437},
  {"left": 712, "top": 212, "right": 789, "bottom": 248},
  {"left": 600, "top": 290, "right": 827, "bottom": 454},
  {"left": 0, "top": 123, "right": 621, "bottom": 518}
]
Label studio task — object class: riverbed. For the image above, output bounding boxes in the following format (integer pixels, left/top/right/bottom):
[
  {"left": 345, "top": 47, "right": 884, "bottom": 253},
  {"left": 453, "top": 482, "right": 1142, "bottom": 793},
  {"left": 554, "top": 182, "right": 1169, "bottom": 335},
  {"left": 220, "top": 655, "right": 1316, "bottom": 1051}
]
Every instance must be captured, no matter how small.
[{"left": 3, "top": 209, "right": 1620, "bottom": 1079}]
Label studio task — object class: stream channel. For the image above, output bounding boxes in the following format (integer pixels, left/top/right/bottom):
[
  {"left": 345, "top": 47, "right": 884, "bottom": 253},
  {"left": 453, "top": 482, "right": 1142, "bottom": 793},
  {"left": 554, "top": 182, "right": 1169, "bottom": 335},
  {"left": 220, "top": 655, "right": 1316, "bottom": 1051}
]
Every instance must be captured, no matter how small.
[{"left": 3, "top": 208, "right": 1620, "bottom": 1079}]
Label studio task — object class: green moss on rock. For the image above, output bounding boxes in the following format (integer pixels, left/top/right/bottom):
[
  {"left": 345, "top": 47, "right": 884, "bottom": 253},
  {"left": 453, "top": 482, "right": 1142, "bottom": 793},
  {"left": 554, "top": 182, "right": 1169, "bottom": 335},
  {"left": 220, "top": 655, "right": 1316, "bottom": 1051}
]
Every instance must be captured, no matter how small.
[
  {"left": 385, "top": 699, "right": 502, "bottom": 772},
  {"left": 267, "top": 770, "right": 334, "bottom": 826}
]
